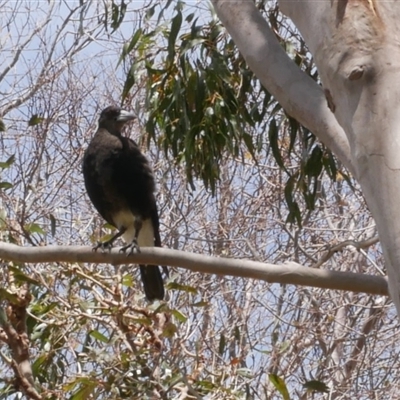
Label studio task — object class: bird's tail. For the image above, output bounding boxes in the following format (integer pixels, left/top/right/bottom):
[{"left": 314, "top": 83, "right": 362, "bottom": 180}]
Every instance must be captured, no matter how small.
[{"left": 140, "top": 265, "right": 165, "bottom": 301}]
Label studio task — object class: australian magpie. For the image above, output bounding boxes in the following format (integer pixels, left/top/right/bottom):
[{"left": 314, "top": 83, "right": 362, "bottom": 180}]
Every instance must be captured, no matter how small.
[{"left": 82, "top": 106, "right": 165, "bottom": 301}]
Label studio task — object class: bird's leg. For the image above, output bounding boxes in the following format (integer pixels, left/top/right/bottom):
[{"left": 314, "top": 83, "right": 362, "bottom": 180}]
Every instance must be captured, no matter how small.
[
  {"left": 93, "top": 227, "right": 126, "bottom": 253},
  {"left": 120, "top": 216, "right": 142, "bottom": 255}
]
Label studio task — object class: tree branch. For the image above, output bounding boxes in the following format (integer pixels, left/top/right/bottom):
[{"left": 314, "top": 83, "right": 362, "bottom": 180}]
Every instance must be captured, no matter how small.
[
  {"left": 311, "top": 236, "right": 380, "bottom": 269},
  {"left": 211, "top": 0, "right": 354, "bottom": 175},
  {"left": 0, "top": 288, "right": 40, "bottom": 400},
  {"left": 0, "top": 242, "right": 388, "bottom": 296}
]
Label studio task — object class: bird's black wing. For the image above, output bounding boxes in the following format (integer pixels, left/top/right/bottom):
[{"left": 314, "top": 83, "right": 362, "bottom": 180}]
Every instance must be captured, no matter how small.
[
  {"left": 113, "top": 137, "right": 166, "bottom": 300},
  {"left": 82, "top": 129, "right": 124, "bottom": 226},
  {"left": 110, "top": 137, "right": 157, "bottom": 220}
]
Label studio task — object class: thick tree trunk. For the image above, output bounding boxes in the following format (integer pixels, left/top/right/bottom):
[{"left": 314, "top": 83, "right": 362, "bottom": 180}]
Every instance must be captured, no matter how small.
[
  {"left": 212, "top": 0, "right": 400, "bottom": 316},
  {"left": 280, "top": 1, "right": 400, "bottom": 315}
]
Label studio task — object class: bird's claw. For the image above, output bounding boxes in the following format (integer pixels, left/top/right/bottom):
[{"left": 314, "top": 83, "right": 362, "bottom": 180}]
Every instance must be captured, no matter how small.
[
  {"left": 93, "top": 241, "right": 113, "bottom": 253},
  {"left": 119, "top": 240, "right": 140, "bottom": 256}
]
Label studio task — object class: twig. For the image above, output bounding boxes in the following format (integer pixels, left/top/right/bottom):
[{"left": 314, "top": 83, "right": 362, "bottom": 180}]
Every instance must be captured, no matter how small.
[{"left": 311, "top": 236, "right": 380, "bottom": 269}]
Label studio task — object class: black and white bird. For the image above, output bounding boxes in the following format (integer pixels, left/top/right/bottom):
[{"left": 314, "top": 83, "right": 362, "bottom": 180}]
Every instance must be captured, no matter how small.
[{"left": 82, "top": 106, "right": 165, "bottom": 301}]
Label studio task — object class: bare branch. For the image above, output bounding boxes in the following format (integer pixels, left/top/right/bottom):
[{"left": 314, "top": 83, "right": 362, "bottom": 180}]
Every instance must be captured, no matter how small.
[
  {"left": 0, "top": 11, "right": 53, "bottom": 84},
  {"left": 311, "top": 236, "right": 380, "bottom": 269},
  {"left": 0, "top": 288, "right": 41, "bottom": 400},
  {"left": 0, "top": 242, "right": 388, "bottom": 296},
  {"left": 344, "top": 299, "right": 382, "bottom": 379}
]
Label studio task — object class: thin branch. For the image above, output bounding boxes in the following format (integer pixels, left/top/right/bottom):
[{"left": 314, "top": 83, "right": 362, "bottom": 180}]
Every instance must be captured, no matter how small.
[
  {"left": 0, "top": 242, "right": 388, "bottom": 296},
  {"left": 0, "top": 4, "right": 54, "bottom": 84},
  {"left": 344, "top": 299, "right": 382, "bottom": 378},
  {"left": 311, "top": 236, "right": 380, "bottom": 269},
  {"left": 0, "top": 295, "right": 41, "bottom": 400}
]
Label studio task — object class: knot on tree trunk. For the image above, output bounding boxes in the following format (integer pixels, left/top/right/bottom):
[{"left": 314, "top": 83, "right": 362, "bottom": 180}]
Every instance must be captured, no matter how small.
[{"left": 348, "top": 66, "right": 365, "bottom": 80}]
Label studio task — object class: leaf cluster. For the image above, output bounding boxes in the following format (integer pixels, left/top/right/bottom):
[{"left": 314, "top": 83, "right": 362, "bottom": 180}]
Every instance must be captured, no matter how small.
[
  {"left": 120, "top": 2, "right": 272, "bottom": 193},
  {"left": 116, "top": 1, "right": 351, "bottom": 225}
]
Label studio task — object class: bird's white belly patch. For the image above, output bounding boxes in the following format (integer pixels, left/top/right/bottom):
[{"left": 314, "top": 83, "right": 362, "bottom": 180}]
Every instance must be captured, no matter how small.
[{"left": 113, "top": 209, "right": 154, "bottom": 247}]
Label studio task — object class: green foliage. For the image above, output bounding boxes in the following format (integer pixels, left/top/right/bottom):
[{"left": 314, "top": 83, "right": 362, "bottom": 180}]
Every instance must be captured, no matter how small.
[
  {"left": 104, "top": 0, "right": 127, "bottom": 33},
  {"left": 167, "top": 281, "right": 197, "bottom": 294},
  {"left": 303, "top": 380, "right": 330, "bottom": 393},
  {"left": 0, "top": 155, "right": 15, "bottom": 170},
  {"left": 269, "top": 374, "right": 291, "bottom": 400},
  {"left": 120, "top": 2, "right": 271, "bottom": 193},
  {"left": 24, "top": 222, "right": 46, "bottom": 236},
  {"left": 265, "top": 109, "right": 346, "bottom": 226},
  {"left": 0, "top": 1, "right": 377, "bottom": 399},
  {"left": 0, "top": 155, "right": 14, "bottom": 196},
  {"left": 28, "top": 114, "right": 44, "bottom": 126},
  {"left": 118, "top": 1, "right": 350, "bottom": 225},
  {"left": 0, "top": 182, "right": 12, "bottom": 190},
  {"left": 49, "top": 213, "right": 57, "bottom": 236}
]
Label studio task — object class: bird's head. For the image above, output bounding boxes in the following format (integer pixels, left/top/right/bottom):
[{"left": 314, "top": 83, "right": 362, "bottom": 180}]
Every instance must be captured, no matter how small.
[{"left": 98, "top": 106, "right": 136, "bottom": 135}]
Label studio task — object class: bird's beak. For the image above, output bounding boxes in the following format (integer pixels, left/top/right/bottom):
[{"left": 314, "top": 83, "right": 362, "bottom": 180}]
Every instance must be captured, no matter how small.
[{"left": 117, "top": 110, "right": 136, "bottom": 122}]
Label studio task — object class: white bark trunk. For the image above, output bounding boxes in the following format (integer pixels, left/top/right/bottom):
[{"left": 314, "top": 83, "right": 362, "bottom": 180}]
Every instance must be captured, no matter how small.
[
  {"left": 279, "top": 0, "right": 400, "bottom": 315},
  {"left": 212, "top": 0, "right": 400, "bottom": 316}
]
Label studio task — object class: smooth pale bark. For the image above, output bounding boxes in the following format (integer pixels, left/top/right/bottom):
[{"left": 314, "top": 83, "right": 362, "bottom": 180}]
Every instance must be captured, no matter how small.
[
  {"left": 212, "top": 0, "right": 400, "bottom": 317},
  {"left": 0, "top": 242, "right": 388, "bottom": 296},
  {"left": 279, "top": 1, "right": 400, "bottom": 316}
]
